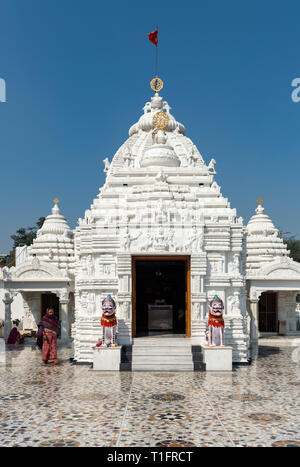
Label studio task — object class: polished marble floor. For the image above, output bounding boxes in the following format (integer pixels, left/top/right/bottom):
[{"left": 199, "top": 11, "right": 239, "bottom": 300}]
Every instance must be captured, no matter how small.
[{"left": 0, "top": 341, "right": 299, "bottom": 447}]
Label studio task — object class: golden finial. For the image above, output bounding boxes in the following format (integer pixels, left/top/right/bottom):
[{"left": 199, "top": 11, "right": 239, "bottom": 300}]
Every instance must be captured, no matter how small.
[
  {"left": 150, "top": 76, "right": 164, "bottom": 93},
  {"left": 152, "top": 110, "right": 170, "bottom": 139},
  {"left": 53, "top": 197, "right": 59, "bottom": 205},
  {"left": 257, "top": 198, "right": 263, "bottom": 205},
  {"left": 153, "top": 110, "right": 169, "bottom": 131}
]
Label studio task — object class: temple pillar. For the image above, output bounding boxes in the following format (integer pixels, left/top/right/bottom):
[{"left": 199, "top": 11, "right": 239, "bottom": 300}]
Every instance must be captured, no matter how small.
[
  {"left": 59, "top": 298, "right": 70, "bottom": 342},
  {"left": 249, "top": 299, "right": 259, "bottom": 341},
  {"left": 3, "top": 293, "right": 14, "bottom": 341}
]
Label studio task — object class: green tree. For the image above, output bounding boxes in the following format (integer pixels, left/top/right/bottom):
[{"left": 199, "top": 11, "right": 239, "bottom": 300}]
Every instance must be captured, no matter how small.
[
  {"left": 5, "top": 217, "right": 46, "bottom": 267},
  {"left": 283, "top": 235, "right": 300, "bottom": 263}
]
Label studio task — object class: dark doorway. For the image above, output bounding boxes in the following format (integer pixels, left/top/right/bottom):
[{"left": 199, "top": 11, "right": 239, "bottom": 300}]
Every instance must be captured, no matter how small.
[
  {"left": 259, "top": 292, "right": 278, "bottom": 332},
  {"left": 134, "top": 258, "right": 189, "bottom": 337},
  {"left": 41, "top": 293, "right": 60, "bottom": 321}
]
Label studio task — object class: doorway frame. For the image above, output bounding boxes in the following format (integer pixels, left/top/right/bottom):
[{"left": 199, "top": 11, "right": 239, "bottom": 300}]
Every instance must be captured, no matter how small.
[
  {"left": 258, "top": 291, "right": 278, "bottom": 333},
  {"left": 132, "top": 255, "right": 191, "bottom": 338}
]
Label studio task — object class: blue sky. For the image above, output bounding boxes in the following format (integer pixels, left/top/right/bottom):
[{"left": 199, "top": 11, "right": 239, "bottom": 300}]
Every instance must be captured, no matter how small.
[{"left": 0, "top": 0, "right": 299, "bottom": 252}]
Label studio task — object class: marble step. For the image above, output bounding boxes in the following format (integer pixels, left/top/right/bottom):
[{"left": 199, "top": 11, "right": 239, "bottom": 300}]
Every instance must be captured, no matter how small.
[
  {"left": 132, "top": 363, "right": 194, "bottom": 371},
  {"left": 133, "top": 339, "right": 192, "bottom": 347},
  {"left": 132, "top": 347, "right": 192, "bottom": 355},
  {"left": 132, "top": 354, "right": 193, "bottom": 363}
]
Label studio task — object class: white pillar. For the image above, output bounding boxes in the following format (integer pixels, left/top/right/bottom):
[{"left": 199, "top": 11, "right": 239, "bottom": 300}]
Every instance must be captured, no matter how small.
[
  {"left": 3, "top": 294, "right": 14, "bottom": 341},
  {"left": 249, "top": 299, "right": 259, "bottom": 341},
  {"left": 59, "top": 299, "right": 70, "bottom": 342}
]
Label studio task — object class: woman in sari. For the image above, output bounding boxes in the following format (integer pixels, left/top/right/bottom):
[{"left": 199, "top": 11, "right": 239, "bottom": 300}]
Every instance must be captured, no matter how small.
[
  {"left": 7, "top": 319, "right": 24, "bottom": 344},
  {"left": 36, "top": 308, "right": 60, "bottom": 365}
]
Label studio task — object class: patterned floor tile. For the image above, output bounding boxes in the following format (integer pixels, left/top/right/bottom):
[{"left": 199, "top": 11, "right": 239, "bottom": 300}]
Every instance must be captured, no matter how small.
[{"left": 0, "top": 343, "right": 299, "bottom": 446}]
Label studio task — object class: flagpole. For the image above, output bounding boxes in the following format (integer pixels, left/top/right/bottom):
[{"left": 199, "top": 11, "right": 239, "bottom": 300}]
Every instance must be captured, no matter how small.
[{"left": 155, "top": 25, "right": 158, "bottom": 77}]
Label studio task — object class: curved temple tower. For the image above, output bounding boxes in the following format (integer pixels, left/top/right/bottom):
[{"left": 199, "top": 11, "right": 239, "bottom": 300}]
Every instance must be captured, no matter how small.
[{"left": 73, "top": 80, "right": 249, "bottom": 363}]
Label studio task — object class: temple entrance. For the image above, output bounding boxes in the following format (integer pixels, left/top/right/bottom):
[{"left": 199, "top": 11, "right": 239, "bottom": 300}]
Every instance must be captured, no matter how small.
[
  {"left": 259, "top": 291, "right": 278, "bottom": 332},
  {"left": 132, "top": 256, "right": 190, "bottom": 337},
  {"left": 41, "top": 292, "right": 59, "bottom": 321}
]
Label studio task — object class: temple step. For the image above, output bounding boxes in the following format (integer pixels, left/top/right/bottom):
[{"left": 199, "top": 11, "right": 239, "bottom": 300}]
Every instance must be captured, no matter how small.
[
  {"left": 130, "top": 337, "right": 204, "bottom": 371},
  {"left": 131, "top": 363, "right": 194, "bottom": 371}
]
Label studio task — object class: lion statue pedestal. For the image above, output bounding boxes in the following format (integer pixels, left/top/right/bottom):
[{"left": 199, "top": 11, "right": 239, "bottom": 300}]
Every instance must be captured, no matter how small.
[
  {"left": 202, "top": 295, "right": 232, "bottom": 371},
  {"left": 92, "top": 294, "right": 121, "bottom": 371}
]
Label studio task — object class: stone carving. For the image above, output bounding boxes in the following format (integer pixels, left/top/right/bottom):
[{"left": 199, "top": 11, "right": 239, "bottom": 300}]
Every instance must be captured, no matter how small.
[
  {"left": 206, "top": 295, "right": 225, "bottom": 347},
  {"left": 187, "top": 147, "right": 197, "bottom": 166},
  {"left": 119, "top": 301, "right": 130, "bottom": 320},
  {"left": 140, "top": 232, "right": 154, "bottom": 252},
  {"left": 268, "top": 269, "right": 300, "bottom": 279},
  {"left": 18, "top": 270, "right": 51, "bottom": 279},
  {"left": 211, "top": 181, "right": 219, "bottom": 192},
  {"left": 123, "top": 146, "right": 134, "bottom": 168},
  {"left": 184, "top": 226, "right": 204, "bottom": 252},
  {"left": 80, "top": 256, "right": 88, "bottom": 278},
  {"left": 120, "top": 227, "right": 141, "bottom": 251},
  {"left": 31, "top": 257, "right": 40, "bottom": 269},
  {"left": 85, "top": 209, "right": 94, "bottom": 224},
  {"left": 99, "top": 263, "right": 115, "bottom": 277},
  {"left": 80, "top": 292, "right": 88, "bottom": 314},
  {"left": 87, "top": 293, "right": 95, "bottom": 315},
  {"left": 228, "top": 292, "right": 240, "bottom": 315},
  {"left": 156, "top": 200, "right": 169, "bottom": 224},
  {"left": 155, "top": 170, "right": 168, "bottom": 184},
  {"left": 141, "top": 227, "right": 174, "bottom": 252},
  {"left": 208, "top": 158, "right": 216, "bottom": 173},
  {"left": 87, "top": 255, "right": 95, "bottom": 277},
  {"left": 163, "top": 101, "right": 171, "bottom": 113},
  {"left": 143, "top": 102, "right": 151, "bottom": 113},
  {"left": 2, "top": 267, "right": 11, "bottom": 281},
  {"left": 209, "top": 259, "right": 224, "bottom": 275},
  {"left": 192, "top": 302, "right": 201, "bottom": 320},
  {"left": 228, "top": 254, "right": 240, "bottom": 275},
  {"left": 103, "top": 157, "right": 111, "bottom": 173}
]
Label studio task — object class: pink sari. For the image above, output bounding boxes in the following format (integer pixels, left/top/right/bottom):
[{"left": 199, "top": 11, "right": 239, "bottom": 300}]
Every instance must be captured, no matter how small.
[
  {"left": 42, "top": 328, "right": 57, "bottom": 363},
  {"left": 37, "top": 313, "right": 60, "bottom": 363}
]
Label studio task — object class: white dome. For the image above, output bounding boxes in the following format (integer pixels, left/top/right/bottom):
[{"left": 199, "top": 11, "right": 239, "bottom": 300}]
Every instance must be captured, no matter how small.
[
  {"left": 140, "top": 130, "right": 181, "bottom": 168},
  {"left": 29, "top": 202, "right": 75, "bottom": 273},
  {"left": 246, "top": 202, "right": 289, "bottom": 273},
  {"left": 107, "top": 91, "right": 206, "bottom": 176},
  {"left": 37, "top": 204, "right": 73, "bottom": 237}
]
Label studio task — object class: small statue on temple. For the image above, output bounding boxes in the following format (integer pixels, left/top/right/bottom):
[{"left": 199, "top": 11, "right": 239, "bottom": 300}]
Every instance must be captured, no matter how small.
[
  {"left": 96, "top": 294, "right": 118, "bottom": 347},
  {"left": 207, "top": 294, "right": 225, "bottom": 347}
]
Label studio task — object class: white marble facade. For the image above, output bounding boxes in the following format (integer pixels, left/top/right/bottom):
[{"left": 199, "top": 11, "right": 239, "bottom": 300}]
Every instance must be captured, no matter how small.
[
  {"left": 72, "top": 91, "right": 249, "bottom": 363},
  {"left": 1, "top": 85, "right": 300, "bottom": 365}
]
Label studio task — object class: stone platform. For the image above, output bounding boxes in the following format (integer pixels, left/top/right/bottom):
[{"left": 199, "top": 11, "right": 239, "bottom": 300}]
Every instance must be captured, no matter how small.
[
  {"left": 202, "top": 345, "right": 232, "bottom": 371},
  {"left": 92, "top": 346, "right": 121, "bottom": 371}
]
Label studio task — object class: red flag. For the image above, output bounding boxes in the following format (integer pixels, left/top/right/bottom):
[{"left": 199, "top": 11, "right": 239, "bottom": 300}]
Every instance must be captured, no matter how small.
[{"left": 147, "top": 27, "right": 158, "bottom": 46}]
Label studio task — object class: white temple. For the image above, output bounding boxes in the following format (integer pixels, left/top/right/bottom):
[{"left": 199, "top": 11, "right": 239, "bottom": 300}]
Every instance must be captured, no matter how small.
[{"left": 1, "top": 81, "right": 300, "bottom": 366}]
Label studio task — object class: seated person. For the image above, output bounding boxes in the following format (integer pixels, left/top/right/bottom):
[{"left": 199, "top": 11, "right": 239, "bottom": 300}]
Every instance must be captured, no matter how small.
[{"left": 7, "top": 319, "right": 24, "bottom": 344}]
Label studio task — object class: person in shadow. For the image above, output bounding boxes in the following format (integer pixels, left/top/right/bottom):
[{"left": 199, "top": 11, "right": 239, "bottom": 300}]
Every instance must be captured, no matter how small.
[{"left": 7, "top": 319, "right": 24, "bottom": 344}]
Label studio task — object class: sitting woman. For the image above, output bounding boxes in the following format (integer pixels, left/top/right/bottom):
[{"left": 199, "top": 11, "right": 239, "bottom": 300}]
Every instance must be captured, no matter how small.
[
  {"left": 7, "top": 319, "right": 24, "bottom": 344},
  {"left": 36, "top": 308, "right": 60, "bottom": 365}
]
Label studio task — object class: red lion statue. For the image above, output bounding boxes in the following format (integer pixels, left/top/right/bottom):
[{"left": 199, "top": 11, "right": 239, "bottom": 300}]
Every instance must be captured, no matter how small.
[{"left": 207, "top": 294, "right": 225, "bottom": 347}]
